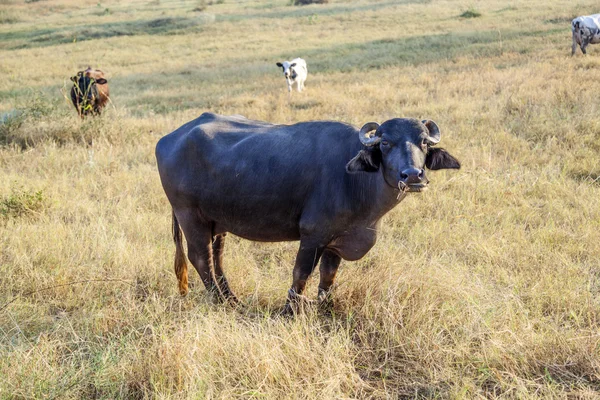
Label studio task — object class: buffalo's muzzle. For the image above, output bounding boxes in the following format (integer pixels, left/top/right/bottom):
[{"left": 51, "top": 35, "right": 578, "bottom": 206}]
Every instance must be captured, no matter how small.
[
  {"left": 398, "top": 168, "right": 428, "bottom": 192},
  {"left": 400, "top": 167, "right": 424, "bottom": 184}
]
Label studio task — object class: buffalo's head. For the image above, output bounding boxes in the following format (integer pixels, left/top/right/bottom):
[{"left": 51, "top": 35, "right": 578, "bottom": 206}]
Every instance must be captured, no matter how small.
[
  {"left": 276, "top": 61, "right": 298, "bottom": 82},
  {"left": 70, "top": 72, "right": 107, "bottom": 115},
  {"left": 346, "top": 118, "right": 460, "bottom": 192}
]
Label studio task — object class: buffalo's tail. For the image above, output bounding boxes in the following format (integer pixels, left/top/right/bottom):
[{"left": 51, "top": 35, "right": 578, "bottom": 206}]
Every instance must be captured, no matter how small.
[{"left": 172, "top": 210, "right": 189, "bottom": 296}]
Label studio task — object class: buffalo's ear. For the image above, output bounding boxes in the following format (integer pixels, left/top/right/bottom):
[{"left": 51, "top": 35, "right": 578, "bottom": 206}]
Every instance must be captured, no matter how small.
[
  {"left": 346, "top": 149, "right": 381, "bottom": 173},
  {"left": 425, "top": 148, "right": 461, "bottom": 170},
  {"left": 276, "top": 62, "right": 283, "bottom": 67},
  {"left": 95, "top": 78, "right": 107, "bottom": 84},
  {"left": 290, "top": 62, "right": 297, "bottom": 67}
]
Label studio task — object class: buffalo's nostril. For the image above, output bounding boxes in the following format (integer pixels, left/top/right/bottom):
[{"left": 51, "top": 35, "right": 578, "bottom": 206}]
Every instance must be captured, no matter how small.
[{"left": 400, "top": 168, "right": 424, "bottom": 184}]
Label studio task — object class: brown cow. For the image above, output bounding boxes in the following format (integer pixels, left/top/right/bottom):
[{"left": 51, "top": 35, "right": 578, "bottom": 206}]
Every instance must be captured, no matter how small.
[{"left": 70, "top": 67, "right": 110, "bottom": 118}]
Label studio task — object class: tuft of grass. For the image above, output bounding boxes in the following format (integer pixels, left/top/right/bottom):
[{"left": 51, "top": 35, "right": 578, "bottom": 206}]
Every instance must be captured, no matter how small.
[
  {"left": 0, "top": 92, "right": 155, "bottom": 147},
  {"left": 192, "top": 0, "right": 207, "bottom": 12},
  {"left": 0, "top": 9, "right": 20, "bottom": 24},
  {"left": 0, "top": 93, "right": 73, "bottom": 148},
  {"left": 460, "top": 7, "right": 482, "bottom": 18},
  {"left": 544, "top": 16, "right": 573, "bottom": 25},
  {"left": 0, "top": 93, "right": 55, "bottom": 147},
  {"left": 0, "top": 185, "right": 47, "bottom": 219}
]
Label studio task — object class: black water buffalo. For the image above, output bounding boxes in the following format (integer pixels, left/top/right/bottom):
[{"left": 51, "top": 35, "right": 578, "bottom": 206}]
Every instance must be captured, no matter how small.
[{"left": 155, "top": 113, "right": 460, "bottom": 310}]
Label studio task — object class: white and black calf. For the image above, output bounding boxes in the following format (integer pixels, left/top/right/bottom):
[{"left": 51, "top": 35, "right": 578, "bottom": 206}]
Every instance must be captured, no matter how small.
[
  {"left": 572, "top": 14, "right": 600, "bottom": 55},
  {"left": 276, "top": 58, "right": 307, "bottom": 93}
]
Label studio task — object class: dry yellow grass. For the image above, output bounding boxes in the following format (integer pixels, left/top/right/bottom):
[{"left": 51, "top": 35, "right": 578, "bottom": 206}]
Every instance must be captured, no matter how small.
[{"left": 1, "top": 0, "right": 600, "bottom": 398}]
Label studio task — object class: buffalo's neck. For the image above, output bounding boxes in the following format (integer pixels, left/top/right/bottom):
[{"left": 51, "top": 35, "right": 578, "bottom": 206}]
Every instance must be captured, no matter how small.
[{"left": 347, "top": 170, "right": 405, "bottom": 225}]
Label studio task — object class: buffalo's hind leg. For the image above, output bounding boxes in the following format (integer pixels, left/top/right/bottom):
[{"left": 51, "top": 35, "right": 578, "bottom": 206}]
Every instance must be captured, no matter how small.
[
  {"left": 212, "top": 233, "right": 238, "bottom": 304},
  {"left": 174, "top": 209, "right": 220, "bottom": 300}
]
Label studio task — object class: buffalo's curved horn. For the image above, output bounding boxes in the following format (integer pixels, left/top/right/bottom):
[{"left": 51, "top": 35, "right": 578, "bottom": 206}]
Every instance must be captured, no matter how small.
[
  {"left": 422, "top": 119, "right": 440, "bottom": 145},
  {"left": 358, "top": 122, "right": 381, "bottom": 146}
]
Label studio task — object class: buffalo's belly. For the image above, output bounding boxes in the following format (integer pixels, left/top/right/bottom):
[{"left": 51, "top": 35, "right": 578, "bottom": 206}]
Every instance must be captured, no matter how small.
[
  {"left": 199, "top": 199, "right": 303, "bottom": 241},
  {"left": 217, "top": 222, "right": 300, "bottom": 242}
]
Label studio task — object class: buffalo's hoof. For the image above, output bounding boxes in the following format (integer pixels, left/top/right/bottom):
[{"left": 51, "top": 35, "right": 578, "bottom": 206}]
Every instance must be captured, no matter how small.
[
  {"left": 280, "top": 302, "right": 295, "bottom": 317},
  {"left": 218, "top": 288, "right": 239, "bottom": 306},
  {"left": 317, "top": 289, "right": 334, "bottom": 311},
  {"left": 221, "top": 295, "right": 240, "bottom": 308},
  {"left": 281, "top": 289, "right": 315, "bottom": 316},
  {"left": 207, "top": 284, "right": 239, "bottom": 306}
]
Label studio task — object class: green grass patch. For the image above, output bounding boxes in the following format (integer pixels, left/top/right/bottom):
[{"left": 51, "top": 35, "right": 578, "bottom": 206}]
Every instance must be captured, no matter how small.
[
  {"left": 460, "top": 7, "right": 482, "bottom": 18},
  {"left": 0, "top": 185, "right": 47, "bottom": 219},
  {"left": 292, "top": 0, "right": 329, "bottom": 5},
  {"left": 0, "top": 16, "right": 216, "bottom": 50}
]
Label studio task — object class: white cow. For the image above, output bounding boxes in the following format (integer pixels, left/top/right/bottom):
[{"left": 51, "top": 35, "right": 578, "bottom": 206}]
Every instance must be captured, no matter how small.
[
  {"left": 572, "top": 14, "right": 600, "bottom": 55},
  {"left": 276, "top": 58, "right": 307, "bottom": 93}
]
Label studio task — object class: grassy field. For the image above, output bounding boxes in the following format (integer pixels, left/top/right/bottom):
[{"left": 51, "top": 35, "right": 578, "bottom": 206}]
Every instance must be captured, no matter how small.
[{"left": 1, "top": 0, "right": 600, "bottom": 398}]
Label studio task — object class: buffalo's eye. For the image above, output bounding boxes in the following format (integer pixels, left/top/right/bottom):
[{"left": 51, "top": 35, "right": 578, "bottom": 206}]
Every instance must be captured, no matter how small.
[
  {"left": 381, "top": 140, "right": 389, "bottom": 147},
  {"left": 421, "top": 140, "right": 428, "bottom": 151}
]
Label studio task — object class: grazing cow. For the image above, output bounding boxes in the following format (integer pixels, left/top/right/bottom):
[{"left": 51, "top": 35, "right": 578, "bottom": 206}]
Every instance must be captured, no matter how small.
[
  {"left": 155, "top": 113, "right": 460, "bottom": 311},
  {"left": 70, "top": 67, "right": 110, "bottom": 118},
  {"left": 276, "top": 58, "right": 307, "bottom": 93},
  {"left": 572, "top": 14, "right": 600, "bottom": 55}
]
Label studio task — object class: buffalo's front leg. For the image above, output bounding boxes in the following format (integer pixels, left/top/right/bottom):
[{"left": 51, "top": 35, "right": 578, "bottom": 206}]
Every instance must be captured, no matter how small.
[
  {"left": 317, "top": 250, "right": 342, "bottom": 308},
  {"left": 284, "top": 242, "right": 325, "bottom": 313}
]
